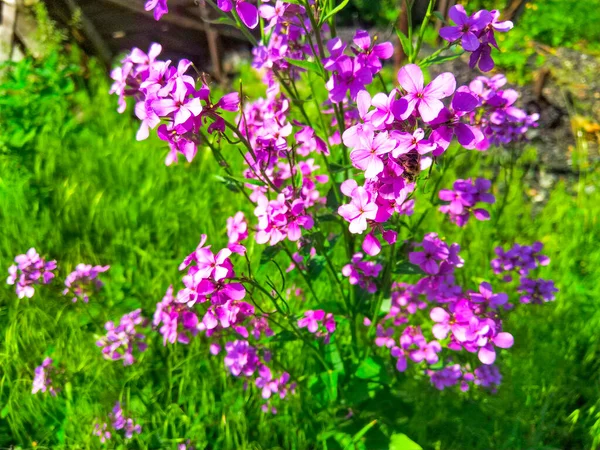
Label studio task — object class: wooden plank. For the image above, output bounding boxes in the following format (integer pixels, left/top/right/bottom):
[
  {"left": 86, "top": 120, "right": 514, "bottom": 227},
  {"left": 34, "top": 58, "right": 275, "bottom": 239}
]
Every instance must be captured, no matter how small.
[
  {"left": 14, "top": 4, "right": 42, "bottom": 57},
  {"left": 64, "top": 0, "right": 112, "bottom": 65},
  {"left": 0, "top": 0, "right": 18, "bottom": 61},
  {"left": 100, "top": 0, "right": 246, "bottom": 40}
]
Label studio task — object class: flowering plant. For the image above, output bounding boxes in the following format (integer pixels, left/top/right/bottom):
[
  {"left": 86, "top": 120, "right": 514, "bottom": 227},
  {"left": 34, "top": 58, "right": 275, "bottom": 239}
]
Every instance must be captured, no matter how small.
[{"left": 11, "top": 0, "right": 558, "bottom": 446}]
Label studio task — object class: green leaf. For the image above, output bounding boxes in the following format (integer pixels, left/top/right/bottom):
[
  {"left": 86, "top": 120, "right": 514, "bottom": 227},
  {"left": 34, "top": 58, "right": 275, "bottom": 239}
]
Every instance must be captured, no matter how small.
[
  {"left": 320, "top": 0, "right": 350, "bottom": 25},
  {"left": 329, "top": 163, "right": 353, "bottom": 173},
  {"left": 355, "top": 357, "right": 382, "bottom": 380},
  {"left": 326, "top": 186, "right": 340, "bottom": 210},
  {"left": 351, "top": 420, "right": 378, "bottom": 445},
  {"left": 419, "top": 51, "right": 464, "bottom": 68},
  {"left": 396, "top": 29, "right": 413, "bottom": 60},
  {"left": 389, "top": 433, "right": 422, "bottom": 450},
  {"left": 393, "top": 261, "right": 425, "bottom": 275},
  {"left": 285, "top": 58, "right": 324, "bottom": 77},
  {"left": 325, "top": 342, "right": 345, "bottom": 374},
  {"left": 307, "top": 255, "right": 326, "bottom": 279},
  {"left": 0, "top": 404, "right": 9, "bottom": 419},
  {"left": 214, "top": 174, "right": 266, "bottom": 187},
  {"left": 260, "top": 246, "right": 281, "bottom": 265},
  {"left": 433, "top": 11, "right": 446, "bottom": 23}
]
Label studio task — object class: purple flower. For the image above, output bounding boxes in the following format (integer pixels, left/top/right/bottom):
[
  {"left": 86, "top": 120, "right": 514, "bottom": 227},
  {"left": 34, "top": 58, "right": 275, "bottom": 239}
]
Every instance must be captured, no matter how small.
[
  {"left": 96, "top": 309, "right": 148, "bottom": 365},
  {"left": 227, "top": 212, "right": 248, "bottom": 244},
  {"left": 391, "top": 128, "right": 436, "bottom": 157},
  {"left": 145, "top": 0, "right": 168, "bottom": 20},
  {"left": 298, "top": 310, "right": 336, "bottom": 343},
  {"left": 470, "top": 282, "right": 508, "bottom": 309},
  {"left": 217, "top": 0, "right": 259, "bottom": 29},
  {"left": 6, "top": 248, "right": 57, "bottom": 299},
  {"left": 397, "top": 64, "right": 456, "bottom": 122},
  {"left": 439, "top": 5, "right": 491, "bottom": 51},
  {"left": 474, "top": 364, "right": 502, "bottom": 392},
  {"left": 224, "top": 340, "right": 260, "bottom": 376},
  {"left": 152, "top": 78, "right": 202, "bottom": 127},
  {"left": 350, "top": 131, "right": 396, "bottom": 178},
  {"left": 326, "top": 56, "right": 373, "bottom": 103},
  {"left": 338, "top": 184, "right": 378, "bottom": 234},
  {"left": 518, "top": 277, "right": 558, "bottom": 304},
  {"left": 352, "top": 30, "right": 394, "bottom": 74},
  {"left": 32, "top": 357, "right": 58, "bottom": 396},
  {"left": 409, "top": 233, "right": 452, "bottom": 275},
  {"left": 93, "top": 422, "right": 112, "bottom": 443},
  {"left": 342, "top": 253, "right": 382, "bottom": 294},
  {"left": 428, "top": 364, "right": 464, "bottom": 390},
  {"left": 439, "top": 178, "right": 495, "bottom": 226},
  {"left": 63, "top": 264, "right": 110, "bottom": 303},
  {"left": 154, "top": 286, "right": 200, "bottom": 345}
]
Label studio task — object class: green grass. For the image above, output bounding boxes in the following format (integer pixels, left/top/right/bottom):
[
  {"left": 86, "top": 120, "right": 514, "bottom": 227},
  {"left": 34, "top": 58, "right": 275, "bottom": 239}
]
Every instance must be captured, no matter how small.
[{"left": 1, "top": 36, "right": 600, "bottom": 450}]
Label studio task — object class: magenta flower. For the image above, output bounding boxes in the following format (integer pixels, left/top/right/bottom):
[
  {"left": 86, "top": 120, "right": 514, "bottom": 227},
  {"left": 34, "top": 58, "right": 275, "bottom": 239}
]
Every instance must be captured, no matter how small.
[
  {"left": 145, "top": 0, "right": 168, "bottom": 21},
  {"left": 326, "top": 56, "right": 373, "bottom": 103},
  {"left": 96, "top": 309, "right": 148, "bottom": 366},
  {"left": 409, "top": 235, "right": 450, "bottom": 275},
  {"left": 352, "top": 30, "right": 394, "bottom": 74},
  {"left": 63, "top": 264, "right": 110, "bottom": 303},
  {"left": 391, "top": 128, "right": 436, "bottom": 157},
  {"left": 342, "top": 253, "right": 382, "bottom": 293},
  {"left": 217, "top": 0, "right": 259, "bottom": 29},
  {"left": 439, "top": 178, "right": 495, "bottom": 226},
  {"left": 6, "top": 248, "right": 57, "bottom": 299},
  {"left": 350, "top": 131, "right": 396, "bottom": 178},
  {"left": 227, "top": 211, "right": 248, "bottom": 244},
  {"left": 397, "top": 64, "right": 456, "bottom": 122},
  {"left": 32, "top": 357, "right": 58, "bottom": 396},
  {"left": 224, "top": 340, "right": 260, "bottom": 376},
  {"left": 470, "top": 282, "right": 508, "bottom": 309},
  {"left": 338, "top": 185, "right": 378, "bottom": 234},
  {"left": 152, "top": 78, "right": 202, "bottom": 127},
  {"left": 298, "top": 310, "right": 336, "bottom": 343},
  {"left": 439, "top": 5, "right": 491, "bottom": 51}
]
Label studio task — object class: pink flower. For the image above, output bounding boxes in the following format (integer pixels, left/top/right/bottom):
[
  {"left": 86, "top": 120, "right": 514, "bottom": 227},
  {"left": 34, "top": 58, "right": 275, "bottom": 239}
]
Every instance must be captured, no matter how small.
[
  {"left": 350, "top": 131, "right": 396, "bottom": 178},
  {"left": 338, "top": 185, "right": 378, "bottom": 234},
  {"left": 397, "top": 64, "right": 456, "bottom": 122}
]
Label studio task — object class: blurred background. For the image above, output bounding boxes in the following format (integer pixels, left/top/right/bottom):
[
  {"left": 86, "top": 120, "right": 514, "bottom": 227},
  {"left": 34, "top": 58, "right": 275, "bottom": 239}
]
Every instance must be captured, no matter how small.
[{"left": 1, "top": 0, "right": 599, "bottom": 449}]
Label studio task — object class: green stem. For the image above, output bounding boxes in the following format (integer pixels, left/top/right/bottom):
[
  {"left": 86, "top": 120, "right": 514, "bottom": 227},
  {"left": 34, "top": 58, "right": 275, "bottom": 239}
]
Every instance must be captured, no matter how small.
[
  {"left": 279, "top": 244, "right": 321, "bottom": 303},
  {"left": 412, "top": 0, "right": 435, "bottom": 63}
]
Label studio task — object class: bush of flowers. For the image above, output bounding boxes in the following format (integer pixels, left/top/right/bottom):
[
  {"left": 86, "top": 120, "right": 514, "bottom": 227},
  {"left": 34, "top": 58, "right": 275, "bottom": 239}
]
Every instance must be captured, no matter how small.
[{"left": 7, "top": 0, "right": 558, "bottom": 446}]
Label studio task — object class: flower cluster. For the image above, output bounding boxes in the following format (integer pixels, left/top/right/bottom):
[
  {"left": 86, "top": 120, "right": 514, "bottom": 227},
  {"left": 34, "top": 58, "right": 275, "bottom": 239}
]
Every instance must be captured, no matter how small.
[
  {"left": 177, "top": 235, "right": 253, "bottom": 336},
  {"left": 428, "top": 363, "right": 502, "bottom": 392},
  {"left": 109, "top": 43, "right": 240, "bottom": 165},
  {"left": 252, "top": 3, "right": 315, "bottom": 87},
  {"left": 439, "top": 178, "right": 495, "bottom": 226},
  {"left": 63, "top": 264, "right": 110, "bottom": 303},
  {"left": 255, "top": 364, "right": 297, "bottom": 414},
  {"left": 96, "top": 309, "right": 148, "bottom": 365},
  {"left": 32, "top": 357, "right": 58, "bottom": 396},
  {"left": 324, "top": 30, "right": 393, "bottom": 102},
  {"left": 297, "top": 310, "right": 336, "bottom": 343},
  {"left": 390, "top": 326, "right": 442, "bottom": 372},
  {"left": 153, "top": 286, "right": 199, "bottom": 345},
  {"left": 439, "top": 5, "right": 513, "bottom": 72},
  {"left": 342, "top": 253, "right": 382, "bottom": 294},
  {"left": 409, "top": 233, "right": 464, "bottom": 275},
  {"left": 467, "top": 74, "right": 539, "bottom": 148},
  {"left": 219, "top": 340, "right": 296, "bottom": 413},
  {"left": 6, "top": 248, "right": 57, "bottom": 299},
  {"left": 94, "top": 402, "right": 142, "bottom": 443},
  {"left": 430, "top": 298, "right": 514, "bottom": 365},
  {"left": 491, "top": 242, "right": 557, "bottom": 304}
]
